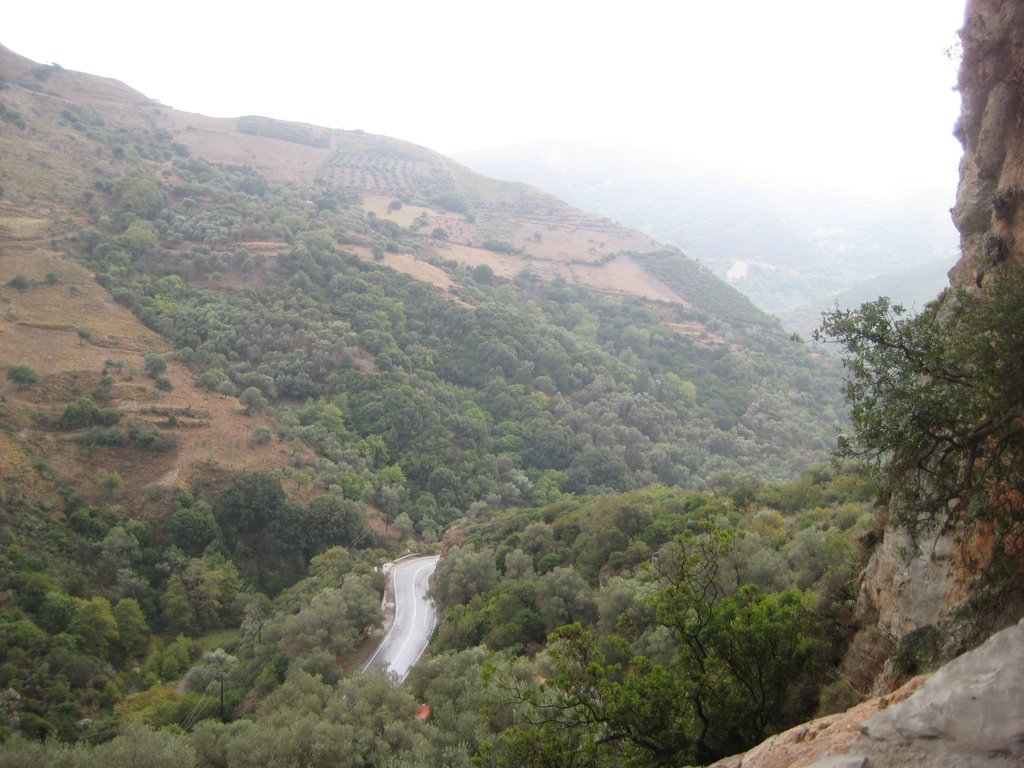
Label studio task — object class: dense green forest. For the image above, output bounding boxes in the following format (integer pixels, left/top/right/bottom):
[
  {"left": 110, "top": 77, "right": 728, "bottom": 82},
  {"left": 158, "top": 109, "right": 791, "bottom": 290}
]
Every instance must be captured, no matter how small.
[
  {"left": 7, "top": 30, "right": 1024, "bottom": 768},
  {"left": 0, "top": 88, "right": 863, "bottom": 766},
  {"left": 78, "top": 151, "right": 844, "bottom": 529},
  {"left": 0, "top": 464, "right": 878, "bottom": 767}
]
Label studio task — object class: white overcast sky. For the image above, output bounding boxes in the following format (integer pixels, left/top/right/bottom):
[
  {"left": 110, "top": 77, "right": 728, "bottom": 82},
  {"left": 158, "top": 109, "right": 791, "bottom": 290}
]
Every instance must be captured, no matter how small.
[{"left": 5, "top": 1, "right": 966, "bottom": 198}]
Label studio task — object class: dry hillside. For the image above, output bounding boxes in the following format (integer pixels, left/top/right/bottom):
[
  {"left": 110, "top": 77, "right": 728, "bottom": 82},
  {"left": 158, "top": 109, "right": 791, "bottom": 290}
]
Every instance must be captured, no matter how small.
[{"left": 0, "top": 41, "right": 782, "bottom": 522}]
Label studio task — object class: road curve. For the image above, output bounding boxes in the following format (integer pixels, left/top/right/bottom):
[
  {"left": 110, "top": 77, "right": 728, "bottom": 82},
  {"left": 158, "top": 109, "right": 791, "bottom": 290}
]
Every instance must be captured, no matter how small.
[{"left": 362, "top": 555, "right": 440, "bottom": 683}]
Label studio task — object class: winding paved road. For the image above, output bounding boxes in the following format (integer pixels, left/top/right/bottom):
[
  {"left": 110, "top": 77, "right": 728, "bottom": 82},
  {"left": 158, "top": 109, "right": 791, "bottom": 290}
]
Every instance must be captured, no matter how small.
[{"left": 362, "top": 555, "right": 439, "bottom": 683}]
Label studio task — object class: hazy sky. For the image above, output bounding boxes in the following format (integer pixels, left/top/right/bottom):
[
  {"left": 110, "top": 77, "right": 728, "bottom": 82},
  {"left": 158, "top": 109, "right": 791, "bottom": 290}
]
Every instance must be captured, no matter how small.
[{"left": 6, "top": 1, "right": 965, "bottom": 198}]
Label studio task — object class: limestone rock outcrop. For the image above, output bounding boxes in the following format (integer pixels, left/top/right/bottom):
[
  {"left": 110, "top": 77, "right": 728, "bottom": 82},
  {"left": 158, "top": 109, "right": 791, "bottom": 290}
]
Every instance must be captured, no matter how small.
[
  {"left": 861, "top": 620, "right": 1024, "bottom": 760},
  {"left": 709, "top": 620, "right": 1024, "bottom": 768},
  {"left": 840, "top": 526, "right": 972, "bottom": 696},
  {"left": 950, "top": 0, "right": 1024, "bottom": 285},
  {"left": 845, "top": 0, "right": 1024, "bottom": 692}
]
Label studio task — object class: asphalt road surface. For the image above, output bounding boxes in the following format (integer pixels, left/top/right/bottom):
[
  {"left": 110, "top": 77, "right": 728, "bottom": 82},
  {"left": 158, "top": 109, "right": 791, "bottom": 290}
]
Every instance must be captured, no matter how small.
[{"left": 362, "top": 555, "right": 440, "bottom": 683}]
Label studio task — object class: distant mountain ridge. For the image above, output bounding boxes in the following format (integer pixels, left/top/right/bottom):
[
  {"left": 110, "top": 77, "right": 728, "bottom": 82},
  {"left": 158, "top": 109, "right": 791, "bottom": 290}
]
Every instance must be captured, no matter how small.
[
  {"left": 6, "top": 44, "right": 823, "bottom": 337},
  {"left": 0, "top": 41, "right": 844, "bottom": 522},
  {"left": 454, "top": 141, "right": 959, "bottom": 332}
]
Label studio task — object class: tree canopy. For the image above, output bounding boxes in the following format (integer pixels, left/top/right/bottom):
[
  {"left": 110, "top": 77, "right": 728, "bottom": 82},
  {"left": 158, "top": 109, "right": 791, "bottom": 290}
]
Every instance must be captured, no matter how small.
[
  {"left": 6, "top": 365, "right": 39, "bottom": 388},
  {"left": 817, "top": 275, "right": 1024, "bottom": 609}
]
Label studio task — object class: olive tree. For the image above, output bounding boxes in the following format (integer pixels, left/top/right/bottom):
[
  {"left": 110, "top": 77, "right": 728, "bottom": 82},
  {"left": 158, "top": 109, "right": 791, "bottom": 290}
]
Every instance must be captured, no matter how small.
[
  {"left": 816, "top": 278, "right": 1024, "bottom": 558},
  {"left": 7, "top": 365, "right": 38, "bottom": 389}
]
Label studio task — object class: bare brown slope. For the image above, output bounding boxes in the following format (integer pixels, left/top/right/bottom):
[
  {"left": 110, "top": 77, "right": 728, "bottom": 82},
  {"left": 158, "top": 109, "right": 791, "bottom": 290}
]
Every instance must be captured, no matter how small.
[
  {"left": 0, "top": 46, "right": 295, "bottom": 514},
  {"left": 0, "top": 224, "right": 293, "bottom": 512},
  {"left": 0, "top": 40, "right": 778, "bottom": 523},
  {"left": 0, "top": 43, "right": 691, "bottom": 308}
]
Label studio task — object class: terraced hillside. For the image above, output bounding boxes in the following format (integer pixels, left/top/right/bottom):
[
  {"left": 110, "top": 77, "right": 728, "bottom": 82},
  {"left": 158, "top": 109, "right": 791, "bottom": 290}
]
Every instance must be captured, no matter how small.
[
  {"left": 0, "top": 41, "right": 847, "bottom": 513},
  {"left": 0, "top": 41, "right": 858, "bottom": 754}
]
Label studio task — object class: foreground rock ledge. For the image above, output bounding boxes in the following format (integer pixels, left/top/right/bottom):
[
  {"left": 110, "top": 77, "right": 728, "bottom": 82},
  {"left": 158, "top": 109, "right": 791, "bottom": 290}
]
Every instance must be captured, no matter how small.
[{"left": 708, "top": 620, "right": 1024, "bottom": 768}]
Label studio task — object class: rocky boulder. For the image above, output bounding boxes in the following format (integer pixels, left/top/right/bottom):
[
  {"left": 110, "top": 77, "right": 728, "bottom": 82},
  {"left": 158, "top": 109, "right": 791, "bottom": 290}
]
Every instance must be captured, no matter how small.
[
  {"left": 708, "top": 620, "right": 1024, "bottom": 768},
  {"left": 859, "top": 619, "right": 1024, "bottom": 764}
]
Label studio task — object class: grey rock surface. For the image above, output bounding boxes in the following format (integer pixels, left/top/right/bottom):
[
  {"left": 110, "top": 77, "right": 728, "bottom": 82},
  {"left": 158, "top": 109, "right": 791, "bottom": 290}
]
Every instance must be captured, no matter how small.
[
  {"left": 809, "top": 755, "right": 869, "bottom": 768},
  {"left": 712, "top": 622, "right": 1024, "bottom": 768},
  {"left": 863, "top": 621, "right": 1024, "bottom": 758}
]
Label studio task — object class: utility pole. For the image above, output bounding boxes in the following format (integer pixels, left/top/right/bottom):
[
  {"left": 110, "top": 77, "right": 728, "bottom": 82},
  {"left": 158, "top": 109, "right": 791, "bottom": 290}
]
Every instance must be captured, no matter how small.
[
  {"left": 202, "top": 648, "right": 236, "bottom": 723},
  {"left": 218, "top": 670, "right": 225, "bottom": 723}
]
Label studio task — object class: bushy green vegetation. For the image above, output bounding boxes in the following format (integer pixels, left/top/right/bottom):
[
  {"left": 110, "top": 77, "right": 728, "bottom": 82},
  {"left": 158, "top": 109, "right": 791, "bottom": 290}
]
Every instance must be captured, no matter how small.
[
  {"left": 0, "top": 95, "right": 863, "bottom": 766},
  {"left": 425, "top": 468, "right": 871, "bottom": 766},
  {"left": 70, "top": 155, "right": 845, "bottom": 546},
  {"left": 0, "top": 465, "right": 874, "bottom": 766},
  {"left": 60, "top": 397, "right": 121, "bottom": 430},
  {"left": 6, "top": 365, "right": 38, "bottom": 388},
  {"left": 633, "top": 250, "right": 769, "bottom": 327},
  {"left": 0, "top": 100, "right": 26, "bottom": 129},
  {"left": 236, "top": 116, "right": 330, "bottom": 148},
  {"left": 481, "top": 239, "right": 519, "bottom": 254},
  {"left": 0, "top": 459, "right": 378, "bottom": 745},
  {"left": 434, "top": 472, "right": 870, "bottom": 640},
  {"left": 74, "top": 420, "right": 177, "bottom": 453}
]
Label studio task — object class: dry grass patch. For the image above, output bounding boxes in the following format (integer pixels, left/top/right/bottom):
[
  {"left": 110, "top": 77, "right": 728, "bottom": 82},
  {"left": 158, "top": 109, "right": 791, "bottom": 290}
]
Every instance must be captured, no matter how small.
[
  {"left": 359, "top": 195, "right": 478, "bottom": 244},
  {"left": 0, "top": 216, "right": 50, "bottom": 240},
  {"left": 161, "top": 111, "right": 329, "bottom": 186},
  {"left": 347, "top": 245, "right": 458, "bottom": 295},
  {"left": 440, "top": 243, "right": 535, "bottom": 280},
  {"left": 509, "top": 218, "right": 659, "bottom": 262},
  {"left": 0, "top": 432, "right": 63, "bottom": 512},
  {"left": 569, "top": 255, "right": 688, "bottom": 304},
  {"left": 361, "top": 195, "right": 430, "bottom": 227}
]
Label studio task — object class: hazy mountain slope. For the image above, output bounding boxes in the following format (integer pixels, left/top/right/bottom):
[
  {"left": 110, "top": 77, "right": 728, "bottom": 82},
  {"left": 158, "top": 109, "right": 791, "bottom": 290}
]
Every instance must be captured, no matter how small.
[
  {"left": 0, "top": 44, "right": 803, "bottom": 331},
  {"left": 0, "top": 49, "right": 293, "bottom": 516},
  {"left": 0, "top": 39, "right": 851, "bottom": 597},
  {"left": 777, "top": 257, "right": 954, "bottom": 337},
  {"left": 0, "top": 38, "right": 850, "bottom": 583},
  {"left": 12, "top": 25, "right": 1022, "bottom": 762},
  {"left": 454, "top": 142, "right": 959, "bottom": 326}
]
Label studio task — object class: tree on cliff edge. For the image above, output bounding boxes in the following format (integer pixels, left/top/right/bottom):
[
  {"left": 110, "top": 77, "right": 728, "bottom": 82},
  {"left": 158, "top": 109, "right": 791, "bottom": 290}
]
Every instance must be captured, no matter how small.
[{"left": 817, "top": 276, "right": 1024, "bottom": 616}]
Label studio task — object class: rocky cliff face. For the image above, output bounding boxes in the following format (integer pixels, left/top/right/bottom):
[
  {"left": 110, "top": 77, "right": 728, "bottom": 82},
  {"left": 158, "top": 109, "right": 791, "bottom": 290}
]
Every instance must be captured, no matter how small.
[
  {"left": 951, "top": 0, "right": 1024, "bottom": 285},
  {"left": 700, "top": 6, "right": 1024, "bottom": 764},
  {"left": 710, "top": 620, "right": 1024, "bottom": 768},
  {"left": 841, "top": 527, "right": 968, "bottom": 696},
  {"left": 844, "top": 0, "right": 1024, "bottom": 695}
]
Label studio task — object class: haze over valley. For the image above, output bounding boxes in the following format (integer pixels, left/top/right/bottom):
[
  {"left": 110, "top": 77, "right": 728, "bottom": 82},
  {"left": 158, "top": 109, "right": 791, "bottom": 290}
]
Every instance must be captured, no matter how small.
[
  {"left": 1, "top": 2, "right": 1021, "bottom": 766},
  {"left": 455, "top": 142, "right": 960, "bottom": 336}
]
